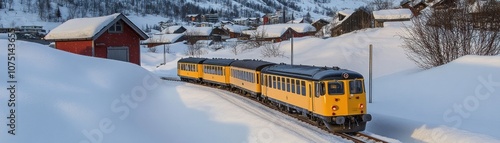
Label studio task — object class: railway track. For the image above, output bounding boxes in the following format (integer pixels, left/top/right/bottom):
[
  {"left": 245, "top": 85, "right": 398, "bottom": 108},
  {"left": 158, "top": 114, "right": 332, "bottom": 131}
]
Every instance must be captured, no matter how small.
[{"left": 161, "top": 76, "right": 388, "bottom": 143}]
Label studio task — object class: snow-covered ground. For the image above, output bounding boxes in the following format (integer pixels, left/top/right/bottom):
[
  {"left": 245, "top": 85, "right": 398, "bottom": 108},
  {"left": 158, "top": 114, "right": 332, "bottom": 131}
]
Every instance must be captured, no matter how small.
[
  {"left": 140, "top": 21, "right": 500, "bottom": 142},
  {"left": 1, "top": 16, "right": 499, "bottom": 143}
]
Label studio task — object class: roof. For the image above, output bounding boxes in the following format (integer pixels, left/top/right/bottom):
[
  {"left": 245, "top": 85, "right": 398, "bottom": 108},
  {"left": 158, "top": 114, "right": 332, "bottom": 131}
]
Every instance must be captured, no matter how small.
[
  {"left": 223, "top": 24, "right": 250, "bottom": 33},
  {"left": 338, "top": 9, "right": 355, "bottom": 16},
  {"left": 373, "top": 9, "right": 413, "bottom": 20},
  {"left": 44, "top": 13, "right": 148, "bottom": 41},
  {"left": 261, "top": 64, "right": 363, "bottom": 81},
  {"left": 186, "top": 14, "right": 199, "bottom": 17},
  {"left": 202, "top": 58, "right": 237, "bottom": 66},
  {"left": 251, "top": 23, "right": 316, "bottom": 38},
  {"left": 143, "top": 33, "right": 183, "bottom": 44},
  {"left": 178, "top": 57, "right": 207, "bottom": 64},
  {"left": 161, "top": 26, "right": 185, "bottom": 34},
  {"left": 230, "top": 60, "right": 276, "bottom": 71},
  {"left": 185, "top": 26, "right": 213, "bottom": 36}
]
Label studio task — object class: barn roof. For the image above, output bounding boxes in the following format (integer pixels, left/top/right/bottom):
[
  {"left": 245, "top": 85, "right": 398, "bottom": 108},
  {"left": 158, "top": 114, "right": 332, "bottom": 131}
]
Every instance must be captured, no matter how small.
[
  {"left": 161, "top": 26, "right": 185, "bottom": 34},
  {"left": 44, "top": 13, "right": 148, "bottom": 41},
  {"left": 178, "top": 57, "right": 207, "bottom": 64},
  {"left": 373, "top": 9, "right": 413, "bottom": 20},
  {"left": 230, "top": 59, "right": 276, "bottom": 71},
  {"left": 202, "top": 58, "right": 236, "bottom": 66},
  {"left": 261, "top": 64, "right": 363, "bottom": 81}
]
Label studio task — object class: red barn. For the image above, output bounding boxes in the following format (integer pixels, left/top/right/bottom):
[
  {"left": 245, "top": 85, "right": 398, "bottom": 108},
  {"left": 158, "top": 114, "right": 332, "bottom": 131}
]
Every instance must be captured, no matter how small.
[{"left": 44, "top": 13, "right": 148, "bottom": 65}]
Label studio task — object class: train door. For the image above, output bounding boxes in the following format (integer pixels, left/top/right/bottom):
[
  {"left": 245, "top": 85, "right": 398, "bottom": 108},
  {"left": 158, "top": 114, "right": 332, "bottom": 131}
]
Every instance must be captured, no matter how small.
[
  {"left": 313, "top": 82, "right": 325, "bottom": 114},
  {"left": 309, "top": 83, "right": 314, "bottom": 111}
]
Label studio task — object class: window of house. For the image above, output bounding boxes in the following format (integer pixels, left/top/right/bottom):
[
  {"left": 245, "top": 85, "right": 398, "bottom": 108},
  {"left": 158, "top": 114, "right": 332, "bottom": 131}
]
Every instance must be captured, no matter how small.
[{"left": 109, "top": 21, "right": 123, "bottom": 33}]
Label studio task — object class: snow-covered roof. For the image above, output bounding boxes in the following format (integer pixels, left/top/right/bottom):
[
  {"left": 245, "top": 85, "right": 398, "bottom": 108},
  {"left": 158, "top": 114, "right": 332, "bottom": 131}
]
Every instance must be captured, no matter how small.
[
  {"left": 185, "top": 26, "right": 213, "bottom": 36},
  {"left": 373, "top": 9, "right": 413, "bottom": 20},
  {"left": 251, "top": 23, "right": 316, "bottom": 38},
  {"left": 194, "top": 40, "right": 213, "bottom": 45},
  {"left": 143, "top": 33, "right": 183, "bottom": 44},
  {"left": 223, "top": 24, "right": 250, "bottom": 33},
  {"left": 233, "top": 17, "right": 248, "bottom": 21},
  {"left": 338, "top": 9, "right": 355, "bottom": 16},
  {"left": 161, "top": 26, "right": 184, "bottom": 34},
  {"left": 186, "top": 14, "right": 199, "bottom": 17},
  {"left": 44, "top": 13, "right": 148, "bottom": 41},
  {"left": 288, "top": 18, "right": 304, "bottom": 24}
]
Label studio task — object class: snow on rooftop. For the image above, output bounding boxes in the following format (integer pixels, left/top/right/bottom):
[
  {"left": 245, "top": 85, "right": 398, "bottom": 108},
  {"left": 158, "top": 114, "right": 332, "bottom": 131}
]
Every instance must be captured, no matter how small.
[
  {"left": 161, "top": 25, "right": 183, "bottom": 34},
  {"left": 338, "top": 9, "right": 355, "bottom": 16},
  {"left": 143, "top": 33, "right": 183, "bottom": 44},
  {"left": 252, "top": 23, "right": 316, "bottom": 38},
  {"left": 44, "top": 13, "right": 120, "bottom": 40},
  {"left": 373, "top": 9, "right": 413, "bottom": 20},
  {"left": 223, "top": 24, "right": 250, "bottom": 33},
  {"left": 185, "top": 26, "right": 213, "bottom": 36}
]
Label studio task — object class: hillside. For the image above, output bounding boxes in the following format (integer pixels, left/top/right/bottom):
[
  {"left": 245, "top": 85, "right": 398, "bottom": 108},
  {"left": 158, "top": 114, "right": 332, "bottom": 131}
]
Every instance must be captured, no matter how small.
[{"left": 0, "top": 0, "right": 374, "bottom": 28}]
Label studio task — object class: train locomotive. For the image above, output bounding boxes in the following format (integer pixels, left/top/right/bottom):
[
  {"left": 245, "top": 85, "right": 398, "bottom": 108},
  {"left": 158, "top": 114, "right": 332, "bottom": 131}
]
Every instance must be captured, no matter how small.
[{"left": 177, "top": 57, "right": 371, "bottom": 133}]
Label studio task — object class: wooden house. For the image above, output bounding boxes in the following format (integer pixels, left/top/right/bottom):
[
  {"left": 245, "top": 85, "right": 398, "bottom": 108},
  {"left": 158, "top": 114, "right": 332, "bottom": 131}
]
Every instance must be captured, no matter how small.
[
  {"left": 330, "top": 9, "right": 372, "bottom": 37},
  {"left": 184, "top": 26, "right": 213, "bottom": 44},
  {"left": 245, "top": 23, "right": 316, "bottom": 42},
  {"left": 44, "top": 13, "right": 148, "bottom": 65},
  {"left": 373, "top": 9, "right": 413, "bottom": 27}
]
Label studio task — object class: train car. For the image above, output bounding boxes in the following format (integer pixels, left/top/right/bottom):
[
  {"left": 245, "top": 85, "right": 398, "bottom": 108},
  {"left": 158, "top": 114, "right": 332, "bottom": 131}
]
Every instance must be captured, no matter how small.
[
  {"left": 177, "top": 57, "right": 207, "bottom": 82},
  {"left": 261, "top": 64, "right": 371, "bottom": 133},
  {"left": 201, "top": 58, "right": 236, "bottom": 87},
  {"left": 229, "top": 59, "right": 276, "bottom": 98}
]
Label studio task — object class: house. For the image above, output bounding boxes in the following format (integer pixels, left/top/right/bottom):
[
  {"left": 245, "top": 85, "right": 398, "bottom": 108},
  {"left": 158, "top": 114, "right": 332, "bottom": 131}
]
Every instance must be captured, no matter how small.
[
  {"left": 244, "top": 23, "right": 316, "bottom": 42},
  {"left": 142, "top": 33, "right": 184, "bottom": 48},
  {"left": 262, "top": 9, "right": 294, "bottom": 25},
  {"left": 186, "top": 14, "right": 202, "bottom": 22},
  {"left": 373, "top": 9, "right": 413, "bottom": 27},
  {"left": 44, "top": 13, "right": 148, "bottom": 65},
  {"left": 184, "top": 26, "right": 213, "bottom": 44},
  {"left": 161, "top": 25, "right": 187, "bottom": 34},
  {"left": 19, "top": 25, "right": 46, "bottom": 34},
  {"left": 223, "top": 24, "right": 250, "bottom": 39},
  {"left": 211, "top": 26, "right": 229, "bottom": 42},
  {"left": 311, "top": 18, "right": 330, "bottom": 33},
  {"left": 202, "top": 13, "right": 219, "bottom": 23},
  {"left": 330, "top": 9, "right": 372, "bottom": 37}
]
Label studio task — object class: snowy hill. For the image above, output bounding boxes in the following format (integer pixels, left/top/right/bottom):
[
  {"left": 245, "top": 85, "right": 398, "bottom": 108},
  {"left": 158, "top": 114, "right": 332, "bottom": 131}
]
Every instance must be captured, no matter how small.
[{"left": 0, "top": 0, "right": 376, "bottom": 31}]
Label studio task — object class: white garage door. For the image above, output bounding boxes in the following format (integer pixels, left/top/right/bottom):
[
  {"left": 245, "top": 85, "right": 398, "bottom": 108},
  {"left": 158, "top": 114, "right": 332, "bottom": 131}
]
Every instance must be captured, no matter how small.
[{"left": 107, "top": 47, "right": 129, "bottom": 62}]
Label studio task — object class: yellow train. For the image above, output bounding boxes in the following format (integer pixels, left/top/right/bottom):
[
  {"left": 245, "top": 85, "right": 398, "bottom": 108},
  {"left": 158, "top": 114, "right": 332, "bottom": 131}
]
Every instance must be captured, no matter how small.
[{"left": 177, "top": 57, "right": 371, "bottom": 133}]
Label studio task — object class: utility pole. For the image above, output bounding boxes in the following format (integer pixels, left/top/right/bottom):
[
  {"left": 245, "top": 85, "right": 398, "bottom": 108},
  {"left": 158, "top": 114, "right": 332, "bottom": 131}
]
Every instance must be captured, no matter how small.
[
  {"left": 290, "top": 30, "right": 294, "bottom": 65},
  {"left": 369, "top": 44, "right": 373, "bottom": 103}
]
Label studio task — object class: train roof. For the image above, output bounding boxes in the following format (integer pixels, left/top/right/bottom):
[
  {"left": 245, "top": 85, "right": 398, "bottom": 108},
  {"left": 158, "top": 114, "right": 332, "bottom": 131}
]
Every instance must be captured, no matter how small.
[
  {"left": 230, "top": 59, "right": 276, "bottom": 71},
  {"left": 202, "top": 58, "right": 237, "bottom": 66},
  {"left": 261, "top": 64, "right": 363, "bottom": 81},
  {"left": 178, "top": 57, "right": 207, "bottom": 64}
]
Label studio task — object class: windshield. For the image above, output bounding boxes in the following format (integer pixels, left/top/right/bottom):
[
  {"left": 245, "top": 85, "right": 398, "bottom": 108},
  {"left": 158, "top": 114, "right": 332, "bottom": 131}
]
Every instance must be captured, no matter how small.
[
  {"left": 349, "top": 80, "right": 364, "bottom": 94},
  {"left": 328, "top": 81, "right": 344, "bottom": 95}
]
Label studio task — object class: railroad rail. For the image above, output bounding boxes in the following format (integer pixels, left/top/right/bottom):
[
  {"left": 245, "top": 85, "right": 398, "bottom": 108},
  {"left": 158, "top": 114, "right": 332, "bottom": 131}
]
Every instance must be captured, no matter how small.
[{"left": 160, "top": 76, "right": 388, "bottom": 143}]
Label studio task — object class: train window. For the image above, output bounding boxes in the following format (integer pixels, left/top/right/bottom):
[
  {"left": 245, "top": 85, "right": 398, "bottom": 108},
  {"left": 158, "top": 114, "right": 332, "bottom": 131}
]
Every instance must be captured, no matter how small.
[
  {"left": 328, "top": 81, "right": 344, "bottom": 95},
  {"left": 257, "top": 74, "right": 260, "bottom": 84},
  {"left": 277, "top": 77, "right": 281, "bottom": 90},
  {"left": 295, "top": 80, "right": 300, "bottom": 95},
  {"left": 349, "top": 80, "right": 363, "bottom": 94},
  {"left": 286, "top": 79, "right": 290, "bottom": 92},
  {"left": 291, "top": 79, "right": 295, "bottom": 93},
  {"left": 301, "top": 81, "right": 306, "bottom": 96},
  {"left": 273, "top": 76, "right": 276, "bottom": 89},
  {"left": 281, "top": 77, "right": 286, "bottom": 91},
  {"left": 268, "top": 76, "right": 272, "bottom": 88}
]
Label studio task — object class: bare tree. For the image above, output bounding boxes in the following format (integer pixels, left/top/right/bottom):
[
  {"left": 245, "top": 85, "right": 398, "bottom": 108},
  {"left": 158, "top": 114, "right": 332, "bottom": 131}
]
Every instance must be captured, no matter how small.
[
  {"left": 260, "top": 41, "right": 285, "bottom": 58},
  {"left": 402, "top": 1, "right": 500, "bottom": 69},
  {"left": 185, "top": 42, "right": 206, "bottom": 57}
]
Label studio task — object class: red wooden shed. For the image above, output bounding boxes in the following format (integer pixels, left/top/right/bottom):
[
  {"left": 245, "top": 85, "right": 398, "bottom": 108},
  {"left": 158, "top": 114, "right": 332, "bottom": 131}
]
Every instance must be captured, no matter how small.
[{"left": 44, "top": 13, "right": 148, "bottom": 65}]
